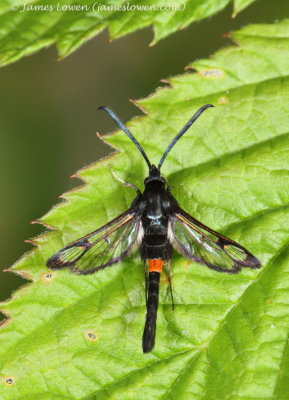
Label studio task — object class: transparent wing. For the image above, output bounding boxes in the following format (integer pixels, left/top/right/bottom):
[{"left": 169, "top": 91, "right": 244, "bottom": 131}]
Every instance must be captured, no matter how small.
[
  {"left": 169, "top": 209, "right": 260, "bottom": 274},
  {"left": 47, "top": 210, "right": 142, "bottom": 275}
]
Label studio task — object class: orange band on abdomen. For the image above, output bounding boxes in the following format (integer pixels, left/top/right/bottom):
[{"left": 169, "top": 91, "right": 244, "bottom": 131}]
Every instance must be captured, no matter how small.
[{"left": 148, "top": 259, "right": 163, "bottom": 273}]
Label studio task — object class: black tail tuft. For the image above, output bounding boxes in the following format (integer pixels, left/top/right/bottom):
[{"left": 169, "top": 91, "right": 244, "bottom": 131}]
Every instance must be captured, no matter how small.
[
  {"left": 142, "top": 313, "right": 157, "bottom": 353},
  {"left": 142, "top": 271, "right": 160, "bottom": 353}
]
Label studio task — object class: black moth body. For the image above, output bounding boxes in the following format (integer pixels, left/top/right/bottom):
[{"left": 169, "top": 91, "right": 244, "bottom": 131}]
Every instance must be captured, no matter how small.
[{"left": 47, "top": 105, "right": 261, "bottom": 353}]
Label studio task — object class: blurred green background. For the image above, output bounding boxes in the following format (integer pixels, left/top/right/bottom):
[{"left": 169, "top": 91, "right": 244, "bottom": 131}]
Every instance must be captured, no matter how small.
[{"left": 1, "top": 0, "right": 288, "bottom": 307}]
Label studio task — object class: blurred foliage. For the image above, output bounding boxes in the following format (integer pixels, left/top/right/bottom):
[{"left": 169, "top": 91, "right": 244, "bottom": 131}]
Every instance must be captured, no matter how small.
[
  {"left": 0, "top": 0, "right": 258, "bottom": 66},
  {"left": 1, "top": 13, "right": 289, "bottom": 399}
]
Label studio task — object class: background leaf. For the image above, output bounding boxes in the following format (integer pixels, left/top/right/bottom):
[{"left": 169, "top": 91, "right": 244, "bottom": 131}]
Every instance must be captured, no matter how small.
[
  {"left": 1, "top": 18, "right": 289, "bottom": 399},
  {"left": 233, "top": 0, "right": 256, "bottom": 14},
  {"left": 0, "top": 0, "right": 257, "bottom": 67}
]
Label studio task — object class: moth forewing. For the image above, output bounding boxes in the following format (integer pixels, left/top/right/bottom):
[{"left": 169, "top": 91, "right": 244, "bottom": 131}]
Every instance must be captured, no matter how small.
[{"left": 169, "top": 211, "right": 260, "bottom": 272}]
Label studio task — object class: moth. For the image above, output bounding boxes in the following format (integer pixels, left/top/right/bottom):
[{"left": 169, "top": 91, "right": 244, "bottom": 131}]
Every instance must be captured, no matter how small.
[{"left": 47, "top": 105, "right": 261, "bottom": 353}]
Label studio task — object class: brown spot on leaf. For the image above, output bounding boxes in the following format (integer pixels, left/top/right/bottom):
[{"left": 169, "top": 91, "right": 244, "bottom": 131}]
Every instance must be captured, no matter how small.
[
  {"left": 200, "top": 69, "right": 224, "bottom": 79},
  {"left": 183, "top": 260, "right": 191, "bottom": 269},
  {"left": 84, "top": 329, "right": 98, "bottom": 342},
  {"left": 217, "top": 96, "right": 228, "bottom": 104},
  {"left": 4, "top": 376, "right": 15, "bottom": 386},
  {"left": 41, "top": 271, "right": 55, "bottom": 283}
]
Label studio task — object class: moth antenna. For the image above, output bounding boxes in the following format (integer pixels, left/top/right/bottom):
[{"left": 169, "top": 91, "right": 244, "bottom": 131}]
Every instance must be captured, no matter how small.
[
  {"left": 99, "top": 106, "right": 151, "bottom": 169},
  {"left": 158, "top": 104, "right": 214, "bottom": 169}
]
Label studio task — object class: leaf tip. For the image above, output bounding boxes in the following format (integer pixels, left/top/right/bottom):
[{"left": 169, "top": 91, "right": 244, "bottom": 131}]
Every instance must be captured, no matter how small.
[
  {"left": 30, "top": 219, "right": 42, "bottom": 225},
  {"left": 24, "top": 238, "right": 38, "bottom": 246}
]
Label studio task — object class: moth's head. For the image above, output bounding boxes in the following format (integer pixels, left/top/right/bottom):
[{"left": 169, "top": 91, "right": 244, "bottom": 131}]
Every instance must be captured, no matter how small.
[{"left": 144, "top": 164, "right": 166, "bottom": 186}]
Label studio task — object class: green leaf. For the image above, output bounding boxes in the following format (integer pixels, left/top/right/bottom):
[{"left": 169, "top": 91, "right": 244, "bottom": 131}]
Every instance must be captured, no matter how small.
[
  {"left": 233, "top": 0, "right": 256, "bottom": 14},
  {"left": 2, "top": 18, "right": 289, "bottom": 399},
  {"left": 0, "top": 0, "right": 257, "bottom": 67}
]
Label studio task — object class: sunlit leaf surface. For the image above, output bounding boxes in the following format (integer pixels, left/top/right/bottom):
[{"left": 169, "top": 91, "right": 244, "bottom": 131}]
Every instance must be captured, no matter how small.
[{"left": 1, "top": 19, "right": 289, "bottom": 399}]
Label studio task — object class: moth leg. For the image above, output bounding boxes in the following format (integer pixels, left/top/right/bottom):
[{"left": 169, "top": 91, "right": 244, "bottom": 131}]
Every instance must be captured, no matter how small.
[
  {"left": 110, "top": 167, "right": 141, "bottom": 194},
  {"left": 165, "top": 261, "right": 174, "bottom": 311}
]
